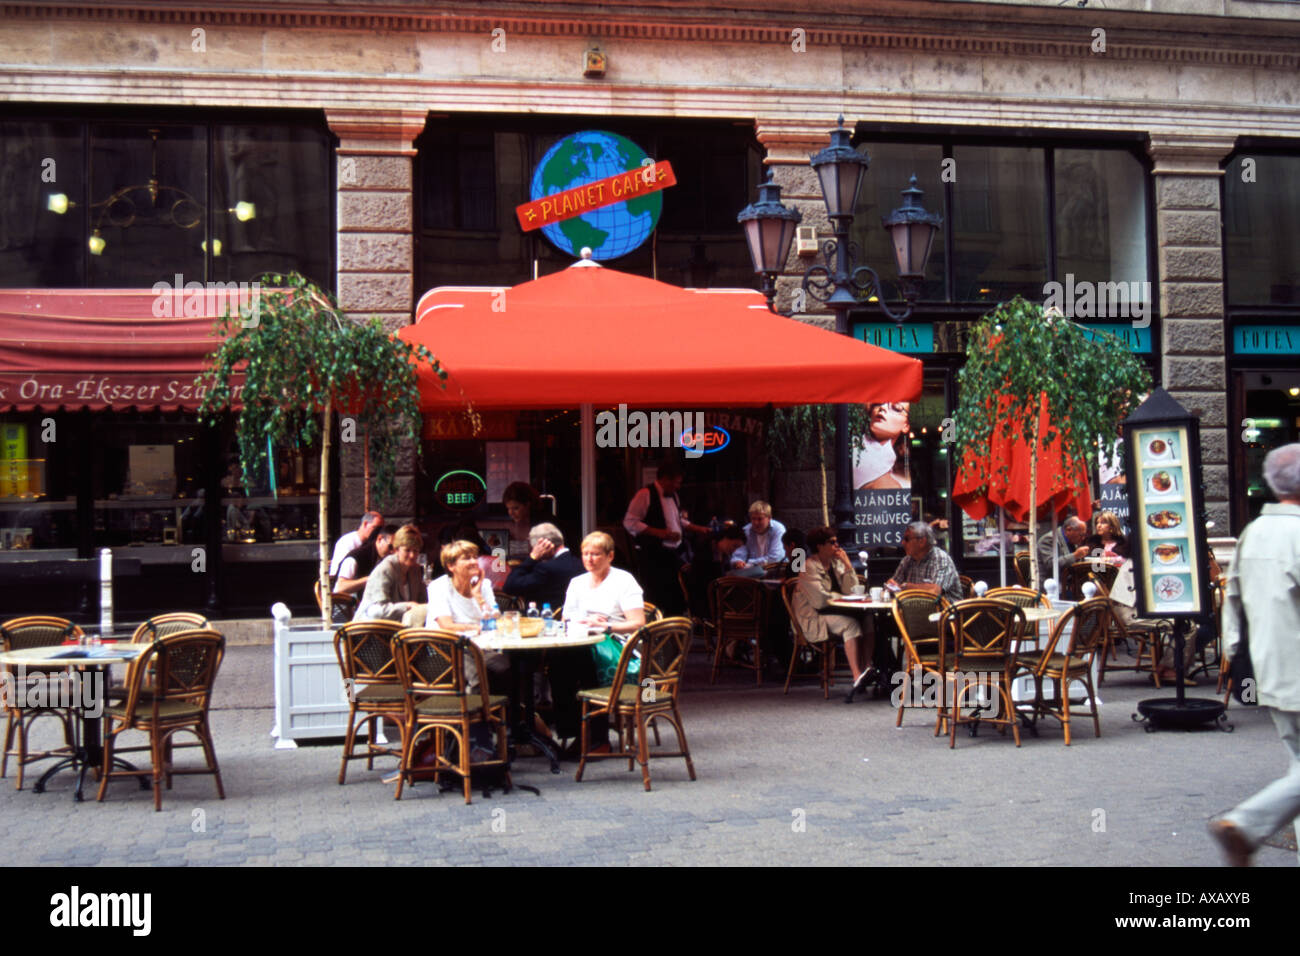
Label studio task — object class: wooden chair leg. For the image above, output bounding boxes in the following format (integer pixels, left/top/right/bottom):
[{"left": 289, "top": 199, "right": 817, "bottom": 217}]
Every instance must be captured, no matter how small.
[
  {"left": 458, "top": 720, "right": 473, "bottom": 805},
  {"left": 198, "top": 718, "right": 225, "bottom": 799},
  {"left": 338, "top": 704, "right": 359, "bottom": 785},
  {"left": 783, "top": 642, "right": 799, "bottom": 696},
  {"left": 671, "top": 703, "right": 696, "bottom": 781},
  {"left": 96, "top": 725, "right": 115, "bottom": 802},
  {"left": 150, "top": 727, "right": 164, "bottom": 811},
  {"left": 575, "top": 703, "right": 589, "bottom": 783},
  {"left": 637, "top": 713, "right": 652, "bottom": 791},
  {"left": 0, "top": 712, "right": 14, "bottom": 780}
]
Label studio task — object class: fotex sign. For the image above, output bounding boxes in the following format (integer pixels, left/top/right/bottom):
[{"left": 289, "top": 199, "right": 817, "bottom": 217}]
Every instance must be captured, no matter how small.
[{"left": 516, "top": 131, "right": 676, "bottom": 261}]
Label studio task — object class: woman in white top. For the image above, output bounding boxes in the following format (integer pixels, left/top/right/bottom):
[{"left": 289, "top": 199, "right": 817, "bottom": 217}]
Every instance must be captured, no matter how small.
[
  {"left": 562, "top": 531, "right": 646, "bottom": 635},
  {"left": 427, "top": 539, "right": 508, "bottom": 691}
]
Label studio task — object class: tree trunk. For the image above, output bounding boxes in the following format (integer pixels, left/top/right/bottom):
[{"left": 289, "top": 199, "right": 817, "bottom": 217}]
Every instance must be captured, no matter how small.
[
  {"left": 320, "top": 398, "right": 332, "bottom": 625},
  {"left": 362, "top": 426, "right": 371, "bottom": 513},
  {"left": 1028, "top": 418, "right": 1039, "bottom": 593}
]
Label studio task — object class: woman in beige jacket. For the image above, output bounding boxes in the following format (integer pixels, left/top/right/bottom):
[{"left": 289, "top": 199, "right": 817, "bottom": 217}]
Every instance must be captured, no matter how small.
[{"left": 793, "top": 526, "right": 875, "bottom": 703}]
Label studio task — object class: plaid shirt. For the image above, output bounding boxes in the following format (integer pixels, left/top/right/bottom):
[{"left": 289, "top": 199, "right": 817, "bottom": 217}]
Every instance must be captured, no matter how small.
[{"left": 893, "top": 545, "right": 963, "bottom": 603}]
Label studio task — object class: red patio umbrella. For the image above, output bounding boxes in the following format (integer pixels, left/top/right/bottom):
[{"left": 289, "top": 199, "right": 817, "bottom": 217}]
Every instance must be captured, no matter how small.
[{"left": 953, "top": 391, "right": 1092, "bottom": 587}]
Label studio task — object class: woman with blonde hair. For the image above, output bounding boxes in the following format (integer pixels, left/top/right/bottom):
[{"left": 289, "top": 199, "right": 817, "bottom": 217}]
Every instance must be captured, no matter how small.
[
  {"left": 428, "top": 538, "right": 509, "bottom": 692},
  {"left": 356, "top": 524, "right": 424, "bottom": 622}
]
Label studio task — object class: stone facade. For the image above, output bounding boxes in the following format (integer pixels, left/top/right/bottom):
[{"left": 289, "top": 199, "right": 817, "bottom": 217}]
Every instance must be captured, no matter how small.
[{"left": 4, "top": 0, "right": 1299, "bottom": 538}]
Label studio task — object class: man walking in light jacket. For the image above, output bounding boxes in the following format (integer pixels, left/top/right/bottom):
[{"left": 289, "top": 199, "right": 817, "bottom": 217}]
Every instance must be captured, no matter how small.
[{"left": 1211, "top": 443, "right": 1300, "bottom": 866}]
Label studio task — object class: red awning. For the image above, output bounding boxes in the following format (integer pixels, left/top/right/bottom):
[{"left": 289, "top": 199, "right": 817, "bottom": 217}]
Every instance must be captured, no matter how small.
[
  {"left": 0, "top": 289, "right": 231, "bottom": 411},
  {"left": 400, "top": 262, "right": 923, "bottom": 409}
]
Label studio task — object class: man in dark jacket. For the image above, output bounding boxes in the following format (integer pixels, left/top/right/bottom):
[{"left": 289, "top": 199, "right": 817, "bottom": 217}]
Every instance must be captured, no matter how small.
[
  {"left": 504, "top": 522, "right": 584, "bottom": 609},
  {"left": 504, "top": 523, "right": 593, "bottom": 749}
]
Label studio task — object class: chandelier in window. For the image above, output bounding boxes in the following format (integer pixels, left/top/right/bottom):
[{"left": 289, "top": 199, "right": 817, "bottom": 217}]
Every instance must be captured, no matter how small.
[{"left": 45, "top": 127, "right": 256, "bottom": 256}]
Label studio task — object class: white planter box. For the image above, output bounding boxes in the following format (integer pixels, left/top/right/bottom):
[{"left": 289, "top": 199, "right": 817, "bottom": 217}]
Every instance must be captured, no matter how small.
[{"left": 270, "top": 605, "right": 355, "bottom": 749}]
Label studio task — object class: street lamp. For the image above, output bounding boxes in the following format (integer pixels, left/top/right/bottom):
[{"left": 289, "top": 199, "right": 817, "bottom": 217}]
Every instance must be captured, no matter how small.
[
  {"left": 739, "top": 117, "right": 941, "bottom": 548},
  {"left": 736, "top": 174, "right": 802, "bottom": 310}
]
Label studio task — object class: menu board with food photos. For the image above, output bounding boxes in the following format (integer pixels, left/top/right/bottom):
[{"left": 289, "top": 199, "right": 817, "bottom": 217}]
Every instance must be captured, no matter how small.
[{"left": 1129, "top": 425, "right": 1202, "bottom": 615}]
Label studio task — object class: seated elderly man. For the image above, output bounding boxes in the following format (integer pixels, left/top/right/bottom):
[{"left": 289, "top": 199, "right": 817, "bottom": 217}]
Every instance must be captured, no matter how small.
[
  {"left": 884, "top": 521, "right": 964, "bottom": 604},
  {"left": 730, "top": 500, "right": 786, "bottom": 576},
  {"left": 504, "top": 522, "right": 585, "bottom": 610},
  {"left": 1036, "top": 515, "right": 1089, "bottom": 595}
]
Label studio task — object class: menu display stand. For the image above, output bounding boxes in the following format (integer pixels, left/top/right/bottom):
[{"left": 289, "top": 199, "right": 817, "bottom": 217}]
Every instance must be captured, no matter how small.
[{"left": 1121, "top": 388, "right": 1228, "bottom": 732}]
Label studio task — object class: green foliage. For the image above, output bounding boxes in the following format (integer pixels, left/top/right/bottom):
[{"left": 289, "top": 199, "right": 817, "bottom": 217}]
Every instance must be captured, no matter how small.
[
  {"left": 197, "top": 272, "right": 445, "bottom": 502},
  {"left": 767, "top": 404, "right": 868, "bottom": 469},
  {"left": 953, "top": 296, "right": 1151, "bottom": 498}
]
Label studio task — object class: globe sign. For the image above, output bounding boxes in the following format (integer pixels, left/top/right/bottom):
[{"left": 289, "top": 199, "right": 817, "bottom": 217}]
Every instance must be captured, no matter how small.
[{"left": 529, "top": 131, "right": 663, "bottom": 261}]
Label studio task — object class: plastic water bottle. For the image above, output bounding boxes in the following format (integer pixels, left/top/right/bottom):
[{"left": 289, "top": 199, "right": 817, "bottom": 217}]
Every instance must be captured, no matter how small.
[
  {"left": 482, "top": 605, "right": 497, "bottom": 632},
  {"left": 526, "top": 602, "right": 540, "bottom": 621},
  {"left": 541, "top": 603, "right": 555, "bottom": 636}
]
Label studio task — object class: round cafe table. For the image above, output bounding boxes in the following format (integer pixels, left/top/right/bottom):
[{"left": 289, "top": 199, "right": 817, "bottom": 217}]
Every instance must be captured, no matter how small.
[
  {"left": 470, "top": 625, "right": 605, "bottom": 774},
  {"left": 824, "top": 597, "right": 899, "bottom": 697},
  {"left": 0, "top": 643, "right": 148, "bottom": 801}
]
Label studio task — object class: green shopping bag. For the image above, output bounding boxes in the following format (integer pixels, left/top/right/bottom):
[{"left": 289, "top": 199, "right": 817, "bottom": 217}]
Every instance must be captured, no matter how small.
[{"left": 591, "top": 632, "right": 640, "bottom": 686}]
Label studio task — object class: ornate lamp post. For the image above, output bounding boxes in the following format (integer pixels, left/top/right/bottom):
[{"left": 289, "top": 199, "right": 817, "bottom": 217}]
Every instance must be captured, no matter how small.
[{"left": 739, "top": 118, "right": 941, "bottom": 545}]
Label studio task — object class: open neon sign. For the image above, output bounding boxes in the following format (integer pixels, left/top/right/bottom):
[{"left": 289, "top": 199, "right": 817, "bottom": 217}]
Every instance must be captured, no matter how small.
[{"left": 678, "top": 426, "right": 730, "bottom": 455}]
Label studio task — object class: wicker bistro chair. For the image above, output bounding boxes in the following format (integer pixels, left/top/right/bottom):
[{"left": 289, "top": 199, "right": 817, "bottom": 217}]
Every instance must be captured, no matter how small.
[
  {"left": 708, "top": 576, "right": 766, "bottom": 685},
  {"left": 643, "top": 602, "right": 663, "bottom": 623},
  {"left": 1088, "top": 577, "right": 1171, "bottom": 686},
  {"left": 390, "top": 629, "right": 511, "bottom": 804},
  {"left": 1013, "top": 552, "right": 1033, "bottom": 589},
  {"left": 127, "top": 612, "right": 209, "bottom": 643},
  {"left": 890, "top": 589, "right": 947, "bottom": 728},
  {"left": 781, "top": 578, "right": 842, "bottom": 698},
  {"left": 677, "top": 564, "right": 715, "bottom": 655},
  {"left": 575, "top": 618, "right": 695, "bottom": 792},
  {"left": 936, "top": 600, "right": 1026, "bottom": 748},
  {"left": 314, "top": 579, "right": 358, "bottom": 622},
  {"left": 1011, "top": 597, "right": 1110, "bottom": 745},
  {"left": 0, "top": 616, "right": 81, "bottom": 790},
  {"left": 97, "top": 629, "right": 226, "bottom": 811},
  {"left": 959, "top": 575, "right": 975, "bottom": 600},
  {"left": 334, "top": 619, "right": 405, "bottom": 784}
]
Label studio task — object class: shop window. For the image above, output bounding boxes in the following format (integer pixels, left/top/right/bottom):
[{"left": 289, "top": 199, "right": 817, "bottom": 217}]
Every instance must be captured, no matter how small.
[
  {"left": 849, "top": 143, "right": 946, "bottom": 303},
  {"left": 416, "top": 118, "right": 761, "bottom": 292},
  {"left": 0, "top": 414, "right": 77, "bottom": 552},
  {"left": 1225, "top": 154, "right": 1300, "bottom": 306},
  {"left": 1240, "top": 370, "right": 1300, "bottom": 523},
  {"left": 951, "top": 146, "right": 1048, "bottom": 303},
  {"left": 421, "top": 128, "right": 497, "bottom": 232},
  {"left": 1054, "top": 148, "right": 1148, "bottom": 291},
  {"left": 0, "top": 113, "right": 333, "bottom": 290},
  {"left": 0, "top": 120, "right": 84, "bottom": 288}
]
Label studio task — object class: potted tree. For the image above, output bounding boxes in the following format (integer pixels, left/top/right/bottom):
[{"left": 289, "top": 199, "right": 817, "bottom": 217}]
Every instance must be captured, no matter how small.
[
  {"left": 952, "top": 296, "right": 1151, "bottom": 590},
  {"left": 198, "top": 271, "right": 444, "bottom": 624},
  {"left": 198, "top": 273, "right": 443, "bottom": 747}
]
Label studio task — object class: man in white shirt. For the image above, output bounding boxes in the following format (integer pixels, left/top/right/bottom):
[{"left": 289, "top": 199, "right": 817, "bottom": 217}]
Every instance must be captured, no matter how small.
[
  {"left": 623, "top": 461, "right": 705, "bottom": 614},
  {"left": 329, "top": 511, "right": 382, "bottom": 577},
  {"left": 731, "top": 500, "right": 786, "bottom": 574},
  {"left": 1211, "top": 443, "right": 1300, "bottom": 867}
]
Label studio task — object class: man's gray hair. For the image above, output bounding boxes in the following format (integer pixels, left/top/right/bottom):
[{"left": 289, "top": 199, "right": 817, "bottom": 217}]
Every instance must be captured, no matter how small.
[
  {"left": 1263, "top": 443, "right": 1300, "bottom": 499},
  {"left": 905, "top": 521, "right": 935, "bottom": 547},
  {"left": 1065, "top": 516, "right": 1087, "bottom": 532},
  {"left": 528, "top": 522, "right": 565, "bottom": 548}
]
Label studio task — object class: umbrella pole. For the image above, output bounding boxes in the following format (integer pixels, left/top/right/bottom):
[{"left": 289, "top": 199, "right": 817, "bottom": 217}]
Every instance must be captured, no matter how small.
[
  {"left": 998, "top": 507, "right": 1007, "bottom": 588},
  {"left": 581, "top": 402, "right": 595, "bottom": 536},
  {"left": 1051, "top": 508, "right": 1059, "bottom": 590}
]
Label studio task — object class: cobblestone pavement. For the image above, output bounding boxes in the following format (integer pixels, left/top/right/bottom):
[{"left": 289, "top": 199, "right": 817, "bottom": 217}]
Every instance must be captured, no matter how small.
[{"left": 0, "top": 645, "right": 1292, "bottom": 866}]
